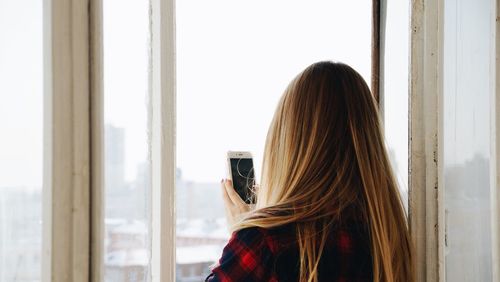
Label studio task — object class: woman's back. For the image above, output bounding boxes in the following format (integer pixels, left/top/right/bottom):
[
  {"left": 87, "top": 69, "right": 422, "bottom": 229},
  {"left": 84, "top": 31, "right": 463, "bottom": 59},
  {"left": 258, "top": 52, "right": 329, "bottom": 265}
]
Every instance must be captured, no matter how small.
[
  {"left": 209, "top": 61, "right": 413, "bottom": 281},
  {"left": 206, "top": 221, "right": 373, "bottom": 282}
]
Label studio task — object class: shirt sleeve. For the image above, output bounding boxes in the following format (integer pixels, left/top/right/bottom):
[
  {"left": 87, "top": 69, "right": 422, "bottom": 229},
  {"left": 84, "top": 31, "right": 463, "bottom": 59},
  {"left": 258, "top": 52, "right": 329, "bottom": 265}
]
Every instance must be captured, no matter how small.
[{"left": 205, "top": 227, "right": 276, "bottom": 282}]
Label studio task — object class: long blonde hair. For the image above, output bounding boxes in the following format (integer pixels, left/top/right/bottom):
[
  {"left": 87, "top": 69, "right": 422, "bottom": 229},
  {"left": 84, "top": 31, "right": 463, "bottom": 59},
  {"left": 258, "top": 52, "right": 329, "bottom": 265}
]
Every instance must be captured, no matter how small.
[{"left": 234, "top": 61, "right": 414, "bottom": 282}]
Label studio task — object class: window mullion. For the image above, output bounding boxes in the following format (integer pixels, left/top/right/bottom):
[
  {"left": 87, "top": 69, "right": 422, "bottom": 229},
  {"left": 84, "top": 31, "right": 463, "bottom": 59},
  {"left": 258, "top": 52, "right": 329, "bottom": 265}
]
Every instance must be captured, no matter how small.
[
  {"left": 491, "top": 0, "right": 500, "bottom": 278},
  {"left": 151, "top": 0, "right": 177, "bottom": 281},
  {"left": 409, "top": 0, "right": 445, "bottom": 281},
  {"left": 42, "top": 0, "right": 91, "bottom": 281},
  {"left": 89, "top": 0, "right": 104, "bottom": 280}
]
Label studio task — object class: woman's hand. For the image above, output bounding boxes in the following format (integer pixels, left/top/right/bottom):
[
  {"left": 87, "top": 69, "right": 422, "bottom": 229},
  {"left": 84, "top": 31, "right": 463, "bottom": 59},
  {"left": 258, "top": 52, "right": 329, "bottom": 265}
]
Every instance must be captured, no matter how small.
[{"left": 221, "top": 178, "right": 252, "bottom": 227}]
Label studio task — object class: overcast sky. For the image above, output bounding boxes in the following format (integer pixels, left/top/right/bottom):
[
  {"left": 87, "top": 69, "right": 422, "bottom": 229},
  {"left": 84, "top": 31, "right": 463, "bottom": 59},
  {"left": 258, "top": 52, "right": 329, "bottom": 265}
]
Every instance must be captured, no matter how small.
[
  {"left": 0, "top": 0, "right": 411, "bottom": 194},
  {"left": 176, "top": 0, "right": 373, "bottom": 182}
]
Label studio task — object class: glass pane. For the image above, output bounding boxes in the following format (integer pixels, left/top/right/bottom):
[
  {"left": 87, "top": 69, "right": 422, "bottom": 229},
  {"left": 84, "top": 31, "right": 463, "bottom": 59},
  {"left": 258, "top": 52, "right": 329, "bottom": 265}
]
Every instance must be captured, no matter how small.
[
  {"left": 103, "top": 0, "right": 152, "bottom": 281},
  {"left": 0, "top": 0, "right": 43, "bottom": 281},
  {"left": 383, "top": 0, "right": 410, "bottom": 210},
  {"left": 443, "top": 0, "right": 494, "bottom": 280},
  {"left": 176, "top": 1, "right": 372, "bottom": 280}
]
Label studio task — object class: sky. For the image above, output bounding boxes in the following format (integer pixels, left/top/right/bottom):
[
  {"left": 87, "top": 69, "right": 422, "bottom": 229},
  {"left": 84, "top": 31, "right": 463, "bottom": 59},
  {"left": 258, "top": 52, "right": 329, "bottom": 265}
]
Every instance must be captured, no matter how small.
[
  {"left": 176, "top": 0, "right": 373, "bottom": 182},
  {"left": 103, "top": 0, "right": 150, "bottom": 182},
  {"left": 0, "top": 0, "right": 43, "bottom": 189},
  {"left": 383, "top": 0, "right": 410, "bottom": 191},
  {"left": 0, "top": 0, "right": 412, "bottom": 195}
]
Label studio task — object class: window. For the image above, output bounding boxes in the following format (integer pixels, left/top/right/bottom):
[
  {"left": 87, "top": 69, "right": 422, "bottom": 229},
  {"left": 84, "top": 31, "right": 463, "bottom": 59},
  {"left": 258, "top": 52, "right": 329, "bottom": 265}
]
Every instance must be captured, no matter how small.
[
  {"left": 382, "top": 0, "right": 410, "bottom": 210},
  {"left": 443, "top": 0, "right": 495, "bottom": 279},
  {"left": 103, "top": 0, "right": 152, "bottom": 281},
  {"left": 175, "top": 0, "right": 372, "bottom": 280},
  {"left": 4, "top": 1, "right": 491, "bottom": 281},
  {"left": 0, "top": 0, "right": 43, "bottom": 280}
]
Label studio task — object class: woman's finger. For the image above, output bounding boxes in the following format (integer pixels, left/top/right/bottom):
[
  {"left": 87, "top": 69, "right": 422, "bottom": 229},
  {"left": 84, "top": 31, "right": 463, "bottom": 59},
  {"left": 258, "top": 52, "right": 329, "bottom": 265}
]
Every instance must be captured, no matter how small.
[
  {"left": 220, "top": 179, "right": 233, "bottom": 207},
  {"left": 224, "top": 179, "right": 246, "bottom": 206}
]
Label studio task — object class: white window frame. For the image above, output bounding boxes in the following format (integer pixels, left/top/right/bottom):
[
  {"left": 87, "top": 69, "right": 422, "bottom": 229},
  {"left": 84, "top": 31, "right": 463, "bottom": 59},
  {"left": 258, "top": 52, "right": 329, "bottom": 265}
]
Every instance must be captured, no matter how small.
[
  {"left": 88, "top": 0, "right": 176, "bottom": 281},
  {"left": 408, "top": 0, "right": 500, "bottom": 281},
  {"left": 150, "top": 0, "right": 176, "bottom": 281},
  {"left": 492, "top": 0, "right": 500, "bottom": 280},
  {"left": 42, "top": 0, "right": 91, "bottom": 281},
  {"left": 89, "top": 0, "right": 104, "bottom": 280},
  {"left": 490, "top": 0, "right": 500, "bottom": 279},
  {"left": 408, "top": 0, "right": 445, "bottom": 280}
]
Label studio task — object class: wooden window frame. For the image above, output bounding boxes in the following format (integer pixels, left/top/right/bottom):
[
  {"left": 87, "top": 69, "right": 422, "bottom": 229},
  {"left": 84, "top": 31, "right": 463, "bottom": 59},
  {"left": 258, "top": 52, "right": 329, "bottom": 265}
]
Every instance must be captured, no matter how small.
[
  {"left": 88, "top": 0, "right": 177, "bottom": 281},
  {"left": 89, "top": 0, "right": 103, "bottom": 280},
  {"left": 408, "top": 0, "right": 500, "bottom": 281},
  {"left": 150, "top": 0, "right": 176, "bottom": 280},
  {"left": 407, "top": 0, "right": 444, "bottom": 280},
  {"left": 42, "top": 0, "right": 91, "bottom": 281}
]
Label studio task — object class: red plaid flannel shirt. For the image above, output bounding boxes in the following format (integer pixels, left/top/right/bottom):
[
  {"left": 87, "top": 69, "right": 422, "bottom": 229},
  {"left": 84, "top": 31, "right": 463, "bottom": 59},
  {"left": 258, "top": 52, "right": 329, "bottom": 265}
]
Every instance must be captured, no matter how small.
[{"left": 205, "top": 222, "right": 372, "bottom": 281}]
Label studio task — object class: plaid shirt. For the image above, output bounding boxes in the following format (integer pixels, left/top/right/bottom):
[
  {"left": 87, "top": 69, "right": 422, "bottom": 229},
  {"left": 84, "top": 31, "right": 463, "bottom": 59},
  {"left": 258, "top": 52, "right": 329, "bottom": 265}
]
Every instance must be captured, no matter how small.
[{"left": 205, "top": 222, "right": 372, "bottom": 282}]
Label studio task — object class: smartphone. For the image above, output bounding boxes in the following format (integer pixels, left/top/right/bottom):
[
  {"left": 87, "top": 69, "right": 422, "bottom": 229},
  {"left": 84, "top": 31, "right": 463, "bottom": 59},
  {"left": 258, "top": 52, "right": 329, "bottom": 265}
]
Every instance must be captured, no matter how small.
[{"left": 227, "top": 151, "right": 256, "bottom": 204}]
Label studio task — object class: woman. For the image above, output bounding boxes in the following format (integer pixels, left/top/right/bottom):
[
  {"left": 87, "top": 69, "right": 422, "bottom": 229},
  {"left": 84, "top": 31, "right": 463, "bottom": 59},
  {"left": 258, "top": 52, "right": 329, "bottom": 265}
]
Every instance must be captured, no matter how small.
[{"left": 206, "top": 61, "right": 413, "bottom": 282}]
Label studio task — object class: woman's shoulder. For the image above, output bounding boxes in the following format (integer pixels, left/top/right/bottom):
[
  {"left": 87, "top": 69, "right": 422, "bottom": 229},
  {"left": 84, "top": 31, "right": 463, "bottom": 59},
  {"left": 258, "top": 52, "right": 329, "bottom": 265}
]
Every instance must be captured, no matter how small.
[
  {"left": 229, "top": 226, "right": 274, "bottom": 245},
  {"left": 228, "top": 226, "right": 282, "bottom": 255},
  {"left": 232, "top": 220, "right": 370, "bottom": 257},
  {"left": 205, "top": 227, "right": 278, "bottom": 281}
]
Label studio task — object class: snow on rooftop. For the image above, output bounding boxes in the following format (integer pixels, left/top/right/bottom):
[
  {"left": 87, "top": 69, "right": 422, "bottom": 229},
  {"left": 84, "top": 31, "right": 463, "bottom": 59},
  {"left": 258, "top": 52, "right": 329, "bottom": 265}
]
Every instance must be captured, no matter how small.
[
  {"left": 111, "top": 220, "right": 147, "bottom": 234},
  {"left": 106, "top": 248, "right": 149, "bottom": 266},
  {"left": 176, "top": 218, "right": 230, "bottom": 239},
  {"left": 176, "top": 245, "right": 223, "bottom": 265}
]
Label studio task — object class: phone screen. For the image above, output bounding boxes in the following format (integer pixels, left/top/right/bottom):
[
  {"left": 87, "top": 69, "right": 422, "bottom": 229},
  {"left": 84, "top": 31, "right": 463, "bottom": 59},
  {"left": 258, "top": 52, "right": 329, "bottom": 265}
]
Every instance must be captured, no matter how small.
[{"left": 230, "top": 158, "right": 255, "bottom": 204}]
